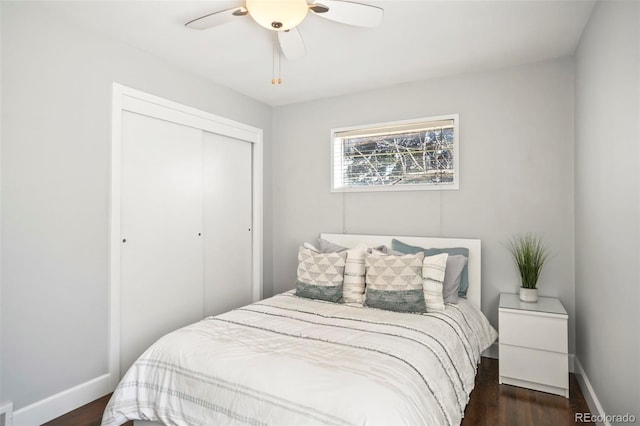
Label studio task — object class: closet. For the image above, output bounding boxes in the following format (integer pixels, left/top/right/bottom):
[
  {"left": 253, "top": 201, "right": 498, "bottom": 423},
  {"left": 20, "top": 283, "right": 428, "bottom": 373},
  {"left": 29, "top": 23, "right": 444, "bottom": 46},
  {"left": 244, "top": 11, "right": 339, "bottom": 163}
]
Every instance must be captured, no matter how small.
[{"left": 111, "top": 85, "right": 262, "bottom": 378}]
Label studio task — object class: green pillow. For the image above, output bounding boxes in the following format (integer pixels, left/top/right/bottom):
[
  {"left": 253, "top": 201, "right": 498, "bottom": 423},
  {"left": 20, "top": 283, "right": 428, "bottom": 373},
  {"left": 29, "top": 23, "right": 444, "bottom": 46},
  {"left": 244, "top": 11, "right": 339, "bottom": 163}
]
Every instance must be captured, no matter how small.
[{"left": 391, "top": 239, "right": 470, "bottom": 297}]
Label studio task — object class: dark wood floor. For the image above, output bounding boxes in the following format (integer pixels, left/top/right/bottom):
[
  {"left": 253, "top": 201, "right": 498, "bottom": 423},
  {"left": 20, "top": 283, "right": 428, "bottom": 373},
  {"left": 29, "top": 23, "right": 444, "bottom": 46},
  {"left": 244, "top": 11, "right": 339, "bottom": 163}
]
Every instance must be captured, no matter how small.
[
  {"left": 42, "top": 394, "right": 132, "bottom": 426},
  {"left": 461, "top": 358, "right": 590, "bottom": 425},
  {"left": 43, "top": 357, "right": 591, "bottom": 426}
]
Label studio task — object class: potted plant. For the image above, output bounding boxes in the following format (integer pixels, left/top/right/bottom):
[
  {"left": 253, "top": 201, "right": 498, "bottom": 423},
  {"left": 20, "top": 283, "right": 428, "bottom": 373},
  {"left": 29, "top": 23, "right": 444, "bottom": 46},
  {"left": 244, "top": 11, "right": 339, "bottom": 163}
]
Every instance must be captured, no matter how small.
[{"left": 506, "top": 233, "right": 550, "bottom": 302}]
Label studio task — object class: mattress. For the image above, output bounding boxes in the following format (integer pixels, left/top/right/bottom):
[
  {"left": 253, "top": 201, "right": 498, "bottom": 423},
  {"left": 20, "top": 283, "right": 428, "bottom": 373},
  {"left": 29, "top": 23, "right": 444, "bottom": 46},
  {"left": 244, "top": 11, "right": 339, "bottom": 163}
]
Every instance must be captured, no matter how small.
[{"left": 102, "top": 291, "right": 497, "bottom": 426}]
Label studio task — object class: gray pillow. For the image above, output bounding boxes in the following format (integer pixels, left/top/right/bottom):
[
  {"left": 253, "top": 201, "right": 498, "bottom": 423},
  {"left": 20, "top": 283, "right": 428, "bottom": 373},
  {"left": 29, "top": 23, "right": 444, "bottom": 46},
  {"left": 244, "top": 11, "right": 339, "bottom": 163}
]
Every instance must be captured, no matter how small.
[
  {"left": 318, "top": 238, "right": 348, "bottom": 253},
  {"left": 318, "top": 238, "right": 388, "bottom": 254},
  {"left": 443, "top": 255, "right": 467, "bottom": 304}
]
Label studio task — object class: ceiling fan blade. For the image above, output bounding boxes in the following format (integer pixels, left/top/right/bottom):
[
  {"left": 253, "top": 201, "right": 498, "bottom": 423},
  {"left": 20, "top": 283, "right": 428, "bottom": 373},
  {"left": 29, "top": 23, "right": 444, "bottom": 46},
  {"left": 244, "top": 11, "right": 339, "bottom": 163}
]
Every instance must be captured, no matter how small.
[
  {"left": 309, "top": 1, "right": 383, "bottom": 27},
  {"left": 185, "top": 7, "right": 248, "bottom": 30},
  {"left": 278, "top": 28, "right": 306, "bottom": 60}
]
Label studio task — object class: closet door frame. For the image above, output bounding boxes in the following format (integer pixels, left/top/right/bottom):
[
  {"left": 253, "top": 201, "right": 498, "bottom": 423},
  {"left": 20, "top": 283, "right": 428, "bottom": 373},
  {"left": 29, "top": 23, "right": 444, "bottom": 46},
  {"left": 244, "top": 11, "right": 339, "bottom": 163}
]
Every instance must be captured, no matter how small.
[{"left": 109, "top": 83, "right": 263, "bottom": 388}]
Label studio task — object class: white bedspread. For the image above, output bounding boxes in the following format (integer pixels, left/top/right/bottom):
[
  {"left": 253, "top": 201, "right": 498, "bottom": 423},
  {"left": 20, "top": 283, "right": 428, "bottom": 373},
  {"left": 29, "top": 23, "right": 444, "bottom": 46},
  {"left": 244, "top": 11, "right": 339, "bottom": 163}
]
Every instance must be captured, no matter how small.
[{"left": 103, "top": 292, "right": 497, "bottom": 426}]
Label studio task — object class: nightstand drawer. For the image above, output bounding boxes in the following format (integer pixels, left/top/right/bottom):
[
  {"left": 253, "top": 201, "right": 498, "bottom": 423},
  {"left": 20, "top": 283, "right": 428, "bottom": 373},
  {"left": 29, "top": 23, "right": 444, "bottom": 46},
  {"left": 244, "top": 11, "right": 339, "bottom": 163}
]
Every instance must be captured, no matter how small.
[
  {"left": 499, "top": 310, "right": 567, "bottom": 353},
  {"left": 499, "top": 344, "right": 568, "bottom": 389}
]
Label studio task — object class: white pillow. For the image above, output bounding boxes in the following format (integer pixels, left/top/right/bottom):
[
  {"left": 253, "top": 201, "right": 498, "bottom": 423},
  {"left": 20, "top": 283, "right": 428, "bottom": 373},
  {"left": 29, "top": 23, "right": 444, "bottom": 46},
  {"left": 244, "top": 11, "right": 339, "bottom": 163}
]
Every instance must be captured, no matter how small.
[
  {"left": 422, "top": 253, "right": 449, "bottom": 312},
  {"left": 342, "top": 244, "right": 368, "bottom": 304}
]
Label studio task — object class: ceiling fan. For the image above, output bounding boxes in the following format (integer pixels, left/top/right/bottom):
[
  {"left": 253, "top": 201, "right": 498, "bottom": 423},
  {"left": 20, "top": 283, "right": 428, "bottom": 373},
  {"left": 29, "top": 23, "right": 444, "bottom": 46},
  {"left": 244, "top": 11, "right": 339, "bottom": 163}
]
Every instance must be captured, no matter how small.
[{"left": 185, "top": 0, "right": 384, "bottom": 61}]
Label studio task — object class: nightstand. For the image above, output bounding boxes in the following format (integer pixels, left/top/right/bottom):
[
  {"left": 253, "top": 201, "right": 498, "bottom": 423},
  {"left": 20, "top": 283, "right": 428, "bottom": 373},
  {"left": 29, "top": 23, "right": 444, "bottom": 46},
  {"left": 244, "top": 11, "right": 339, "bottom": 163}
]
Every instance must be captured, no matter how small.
[{"left": 498, "top": 293, "right": 569, "bottom": 398}]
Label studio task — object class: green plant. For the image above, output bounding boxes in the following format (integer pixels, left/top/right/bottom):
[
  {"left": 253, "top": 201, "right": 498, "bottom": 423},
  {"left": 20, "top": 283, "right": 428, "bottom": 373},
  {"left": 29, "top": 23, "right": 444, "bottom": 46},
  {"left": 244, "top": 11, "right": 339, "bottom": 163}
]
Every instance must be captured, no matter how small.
[{"left": 506, "top": 233, "right": 550, "bottom": 289}]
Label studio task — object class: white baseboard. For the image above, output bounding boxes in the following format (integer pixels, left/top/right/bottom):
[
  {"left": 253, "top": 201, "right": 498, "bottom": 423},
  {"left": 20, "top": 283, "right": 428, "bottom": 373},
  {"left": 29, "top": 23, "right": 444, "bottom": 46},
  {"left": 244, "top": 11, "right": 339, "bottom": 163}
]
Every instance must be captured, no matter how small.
[
  {"left": 0, "top": 402, "right": 13, "bottom": 426},
  {"left": 12, "top": 374, "right": 113, "bottom": 426},
  {"left": 574, "top": 357, "right": 609, "bottom": 426}
]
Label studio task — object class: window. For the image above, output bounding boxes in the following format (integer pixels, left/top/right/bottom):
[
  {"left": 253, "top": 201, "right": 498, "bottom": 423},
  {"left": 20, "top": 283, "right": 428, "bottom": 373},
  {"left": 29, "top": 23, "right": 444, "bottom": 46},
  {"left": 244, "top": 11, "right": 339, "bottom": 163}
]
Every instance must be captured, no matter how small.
[{"left": 332, "top": 114, "right": 459, "bottom": 192}]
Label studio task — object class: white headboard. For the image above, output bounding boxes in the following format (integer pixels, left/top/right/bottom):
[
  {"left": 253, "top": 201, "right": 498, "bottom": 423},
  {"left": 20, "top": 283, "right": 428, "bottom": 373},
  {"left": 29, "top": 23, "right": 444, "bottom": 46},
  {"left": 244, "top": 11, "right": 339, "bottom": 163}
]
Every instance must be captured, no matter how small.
[{"left": 320, "top": 233, "right": 482, "bottom": 309}]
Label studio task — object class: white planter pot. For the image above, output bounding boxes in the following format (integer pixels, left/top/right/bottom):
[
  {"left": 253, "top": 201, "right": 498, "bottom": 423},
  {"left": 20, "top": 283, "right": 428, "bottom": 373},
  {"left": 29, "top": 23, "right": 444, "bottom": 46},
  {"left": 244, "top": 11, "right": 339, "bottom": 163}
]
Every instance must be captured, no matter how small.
[{"left": 519, "top": 287, "right": 538, "bottom": 302}]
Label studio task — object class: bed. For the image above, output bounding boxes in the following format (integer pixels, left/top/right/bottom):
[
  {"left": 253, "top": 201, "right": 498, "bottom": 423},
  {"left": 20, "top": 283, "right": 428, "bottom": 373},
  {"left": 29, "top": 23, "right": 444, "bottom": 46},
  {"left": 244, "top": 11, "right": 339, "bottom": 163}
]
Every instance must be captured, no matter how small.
[{"left": 102, "top": 234, "right": 497, "bottom": 426}]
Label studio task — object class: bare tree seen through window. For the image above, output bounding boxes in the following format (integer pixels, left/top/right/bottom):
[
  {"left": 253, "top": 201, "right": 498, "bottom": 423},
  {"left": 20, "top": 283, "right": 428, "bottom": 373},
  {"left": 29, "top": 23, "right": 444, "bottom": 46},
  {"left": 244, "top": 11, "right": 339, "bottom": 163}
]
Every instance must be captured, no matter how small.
[{"left": 338, "top": 124, "right": 455, "bottom": 188}]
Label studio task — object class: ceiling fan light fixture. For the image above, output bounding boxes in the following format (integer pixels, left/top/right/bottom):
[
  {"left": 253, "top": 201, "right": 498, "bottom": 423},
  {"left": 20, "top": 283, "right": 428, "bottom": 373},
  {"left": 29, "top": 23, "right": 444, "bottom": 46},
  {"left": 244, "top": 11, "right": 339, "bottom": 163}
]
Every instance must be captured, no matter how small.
[{"left": 246, "top": 0, "right": 308, "bottom": 31}]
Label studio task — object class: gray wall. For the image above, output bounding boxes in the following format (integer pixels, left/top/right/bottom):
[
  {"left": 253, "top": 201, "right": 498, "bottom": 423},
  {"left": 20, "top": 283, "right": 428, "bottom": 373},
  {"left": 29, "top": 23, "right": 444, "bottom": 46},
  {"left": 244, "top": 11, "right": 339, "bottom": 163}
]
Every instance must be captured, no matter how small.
[
  {"left": 272, "top": 58, "right": 576, "bottom": 350},
  {"left": 574, "top": 1, "right": 640, "bottom": 421},
  {"left": 0, "top": 1, "right": 273, "bottom": 410}
]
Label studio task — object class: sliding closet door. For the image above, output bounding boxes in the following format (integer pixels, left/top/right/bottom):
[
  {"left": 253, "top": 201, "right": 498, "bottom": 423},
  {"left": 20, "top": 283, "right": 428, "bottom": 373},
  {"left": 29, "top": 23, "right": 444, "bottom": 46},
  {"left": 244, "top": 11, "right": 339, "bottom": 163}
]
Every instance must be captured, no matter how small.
[
  {"left": 203, "top": 132, "right": 253, "bottom": 316},
  {"left": 120, "top": 111, "right": 204, "bottom": 376}
]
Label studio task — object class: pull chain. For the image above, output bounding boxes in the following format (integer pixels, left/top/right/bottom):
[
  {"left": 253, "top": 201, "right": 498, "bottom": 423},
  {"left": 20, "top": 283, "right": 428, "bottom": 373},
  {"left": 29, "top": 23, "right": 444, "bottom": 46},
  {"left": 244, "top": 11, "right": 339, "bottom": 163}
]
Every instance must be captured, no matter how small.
[
  {"left": 278, "top": 45, "right": 282, "bottom": 84},
  {"left": 272, "top": 33, "right": 282, "bottom": 85},
  {"left": 272, "top": 34, "right": 276, "bottom": 84}
]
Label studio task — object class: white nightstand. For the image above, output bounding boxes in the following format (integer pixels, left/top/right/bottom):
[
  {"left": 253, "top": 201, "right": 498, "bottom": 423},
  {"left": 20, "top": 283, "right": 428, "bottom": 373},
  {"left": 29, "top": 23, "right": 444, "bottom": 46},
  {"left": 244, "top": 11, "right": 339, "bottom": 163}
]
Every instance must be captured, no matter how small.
[{"left": 498, "top": 293, "right": 569, "bottom": 398}]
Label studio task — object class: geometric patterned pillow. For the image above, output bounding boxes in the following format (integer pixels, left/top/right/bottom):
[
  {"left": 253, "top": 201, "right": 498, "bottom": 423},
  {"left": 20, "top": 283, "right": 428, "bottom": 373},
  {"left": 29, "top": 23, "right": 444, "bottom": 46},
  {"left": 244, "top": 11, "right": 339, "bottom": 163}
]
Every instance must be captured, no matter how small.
[
  {"left": 364, "top": 252, "right": 426, "bottom": 313},
  {"left": 422, "top": 253, "right": 449, "bottom": 312},
  {"left": 296, "top": 245, "right": 346, "bottom": 303}
]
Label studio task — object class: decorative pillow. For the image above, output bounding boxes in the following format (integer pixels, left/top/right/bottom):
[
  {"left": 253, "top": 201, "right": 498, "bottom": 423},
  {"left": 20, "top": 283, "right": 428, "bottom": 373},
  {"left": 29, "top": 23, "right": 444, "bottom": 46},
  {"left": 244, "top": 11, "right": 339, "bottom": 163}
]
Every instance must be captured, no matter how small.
[
  {"left": 443, "top": 255, "right": 467, "bottom": 304},
  {"left": 296, "top": 246, "right": 346, "bottom": 303},
  {"left": 342, "top": 244, "right": 368, "bottom": 304},
  {"left": 303, "top": 242, "right": 321, "bottom": 251},
  {"left": 392, "top": 239, "right": 470, "bottom": 297},
  {"left": 422, "top": 253, "right": 449, "bottom": 312},
  {"left": 364, "top": 252, "right": 426, "bottom": 313},
  {"left": 314, "top": 240, "right": 388, "bottom": 305}
]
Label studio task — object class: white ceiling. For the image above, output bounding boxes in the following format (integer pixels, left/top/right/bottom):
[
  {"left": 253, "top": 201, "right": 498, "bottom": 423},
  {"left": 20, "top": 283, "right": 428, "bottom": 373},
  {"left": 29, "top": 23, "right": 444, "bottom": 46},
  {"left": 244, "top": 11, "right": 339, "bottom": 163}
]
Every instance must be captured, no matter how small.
[{"left": 39, "top": 0, "right": 595, "bottom": 106}]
